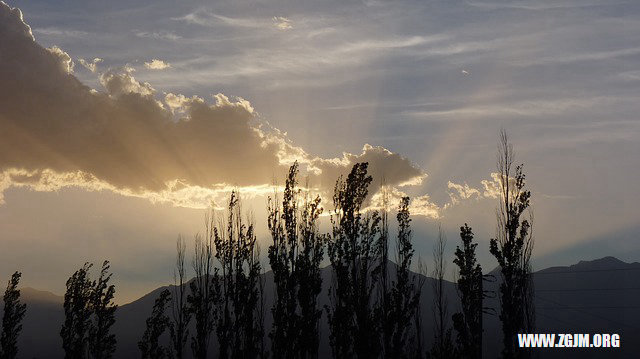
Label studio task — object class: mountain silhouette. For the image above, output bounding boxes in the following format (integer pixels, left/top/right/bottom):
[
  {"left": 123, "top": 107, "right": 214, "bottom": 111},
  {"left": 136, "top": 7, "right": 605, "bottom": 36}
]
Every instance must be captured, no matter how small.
[{"left": 5, "top": 257, "right": 639, "bottom": 358}]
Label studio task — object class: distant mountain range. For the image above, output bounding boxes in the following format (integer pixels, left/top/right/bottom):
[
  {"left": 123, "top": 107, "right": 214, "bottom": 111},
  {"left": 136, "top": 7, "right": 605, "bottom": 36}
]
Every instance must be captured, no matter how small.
[{"left": 6, "top": 256, "right": 640, "bottom": 358}]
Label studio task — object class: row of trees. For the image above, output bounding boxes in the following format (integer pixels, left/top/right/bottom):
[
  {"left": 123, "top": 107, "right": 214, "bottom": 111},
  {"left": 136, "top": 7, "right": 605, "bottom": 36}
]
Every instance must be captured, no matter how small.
[
  {"left": 137, "top": 161, "right": 426, "bottom": 359},
  {"left": 436, "top": 130, "right": 534, "bottom": 359},
  {"left": 0, "top": 261, "right": 118, "bottom": 359},
  {"left": 1, "top": 131, "right": 534, "bottom": 359},
  {"left": 430, "top": 130, "right": 534, "bottom": 359},
  {"left": 140, "top": 190, "right": 266, "bottom": 359}
]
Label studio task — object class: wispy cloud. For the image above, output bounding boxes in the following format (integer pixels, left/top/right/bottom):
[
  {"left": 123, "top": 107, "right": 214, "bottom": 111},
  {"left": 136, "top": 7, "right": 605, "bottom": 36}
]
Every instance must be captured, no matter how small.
[
  {"left": 174, "top": 9, "right": 297, "bottom": 32},
  {"left": 514, "top": 47, "right": 640, "bottom": 67},
  {"left": 466, "top": 0, "right": 628, "bottom": 11},
  {"left": 173, "top": 9, "right": 265, "bottom": 29},
  {"left": 148, "top": 33, "right": 447, "bottom": 89},
  {"left": 33, "top": 27, "right": 90, "bottom": 38},
  {"left": 134, "top": 30, "right": 182, "bottom": 41},
  {"left": 616, "top": 70, "right": 640, "bottom": 81},
  {"left": 403, "top": 96, "right": 633, "bottom": 121}
]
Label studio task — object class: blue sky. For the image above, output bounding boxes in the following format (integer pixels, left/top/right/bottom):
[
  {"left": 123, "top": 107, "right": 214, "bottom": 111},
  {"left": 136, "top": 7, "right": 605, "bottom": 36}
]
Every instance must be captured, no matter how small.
[{"left": 1, "top": 0, "right": 639, "bottom": 302}]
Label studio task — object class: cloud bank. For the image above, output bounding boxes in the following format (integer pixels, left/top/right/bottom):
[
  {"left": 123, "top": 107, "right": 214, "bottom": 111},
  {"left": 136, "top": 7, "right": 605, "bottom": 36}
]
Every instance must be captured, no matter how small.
[{"left": 0, "top": 2, "right": 432, "bottom": 213}]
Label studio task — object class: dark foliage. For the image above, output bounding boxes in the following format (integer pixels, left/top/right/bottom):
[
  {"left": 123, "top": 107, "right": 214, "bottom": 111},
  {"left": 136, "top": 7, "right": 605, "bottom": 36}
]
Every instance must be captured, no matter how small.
[
  {"left": 430, "top": 227, "right": 456, "bottom": 359},
  {"left": 379, "top": 197, "right": 422, "bottom": 358},
  {"left": 170, "top": 236, "right": 191, "bottom": 359},
  {"left": 61, "top": 263, "right": 95, "bottom": 359},
  {"left": 489, "top": 130, "right": 535, "bottom": 359},
  {"left": 89, "top": 261, "right": 117, "bottom": 359},
  {"left": 268, "top": 162, "right": 325, "bottom": 359},
  {"left": 214, "top": 191, "right": 265, "bottom": 359},
  {"left": 377, "top": 188, "right": 391, "bottom": 357},
  {"left": 452, "top": 224, "right": 483, "bottom": 359},
  {"left": 61, "top": 262, "right": 117, "bottom": 359},
  {"left": 326, "top": 162, "right": 382, "bottom": 358},
  {"left": 1, "top": 272, "right": 27, "bottom": 359},
  {"left": 139, "top": 289, "right": 172, "bottom": 359},
  {"left": 188, "top": 223, "right": 217, "bottom": 359}
]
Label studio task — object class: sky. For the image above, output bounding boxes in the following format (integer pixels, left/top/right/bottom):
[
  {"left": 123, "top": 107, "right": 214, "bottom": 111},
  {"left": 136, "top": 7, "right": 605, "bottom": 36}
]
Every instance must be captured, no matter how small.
[{"left": 1, "top": 0, "right": 639, "bottom": 303}]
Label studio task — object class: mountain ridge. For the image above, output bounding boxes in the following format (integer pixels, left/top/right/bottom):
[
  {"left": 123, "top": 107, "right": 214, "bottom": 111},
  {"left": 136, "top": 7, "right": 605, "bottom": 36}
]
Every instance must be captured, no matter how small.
[
  {"left": 18, "top": 256, "right": 635, "bottom": 304},
  {"left": 5, "top": 256, "right": 639, "bottom": 358}
]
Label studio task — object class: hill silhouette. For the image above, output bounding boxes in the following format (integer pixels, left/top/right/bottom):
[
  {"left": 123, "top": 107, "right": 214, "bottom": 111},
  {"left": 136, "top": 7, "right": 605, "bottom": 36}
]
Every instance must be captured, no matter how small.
[{"left": 5, "top": 257, "right": 639, "bottom": 358}]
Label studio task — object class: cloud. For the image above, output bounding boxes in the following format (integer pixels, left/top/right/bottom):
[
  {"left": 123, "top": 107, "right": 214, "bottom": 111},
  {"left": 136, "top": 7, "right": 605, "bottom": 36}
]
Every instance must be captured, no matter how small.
[
  {"left": 481, "top": 173, "right": 503, "bottom": 199},
  {"left": 173, "top": 9, "right": 262, "bottom": 29},
  {"left": 369, "top": 186, "right": 441, "bottom": 219},
  {"left": 616, "top": 70, "right": 640, "bottom": 81},
  {"left": 144, "top": 59, "right": 171, "bottom": 70},
  {"left": 33, "top": 27, "right": 89, "bottom": 38},
  {"left": 514, "top": 47, "right": 640, "bottom": 67},
  {"left": 443, "top": 175, "right": 515, "bottom": 209},
  {"left": 410, "top": 194, "right": 442, "bottom": 218},
  {"left": 305, "top": 144, "right": 426, "bottom": 192},
  {"left": 273, "top": 17, "right": 292, "bottom": 30},
  {"left": 0, "top": 2, "right": 428, "bottom": 211},
  {"left": 163, "top": 92, "right": 205, "bottom": 114},
  {"left": 134, "top": 30, "right": 182, "bottom": 41},
  {"left": 403, "top": 97, "right": 628, "bottom": 122},
  {"left": 99, "top": 66, "right": 155, "bottom": 97},
  {"left": 78, "top": 57, "right": 103, "bottom": 73},
  {"left": 447, "top": 181, "right": 481, "bottom": 205},
  {"left": 47, "top": 46, "right": 74, "bottom": 74},
  {"left": 174, "top": 9, "right": 294, "bottom": 32},
  {"left": 466, "top": 0, "right": 623, "bottom": 11}
]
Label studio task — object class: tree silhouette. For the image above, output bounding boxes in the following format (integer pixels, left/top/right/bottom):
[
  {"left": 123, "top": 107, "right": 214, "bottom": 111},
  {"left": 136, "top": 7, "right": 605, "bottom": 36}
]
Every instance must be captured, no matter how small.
[
  {"left": 452, "top": 224, "right": 483, "bottom": 359},
  {"left": 326, "top": 162, "right": 382, "bottom": 358},
  {"left": 61, "top": 262, "right": 117, "bottom": 359},
  {"left": 1, "top": 271, "right": 27, "bottom": 359},
  {"left": 377, "top": 186, "right": 391, "bottom": 357},
  {"left": 489, "top": 129, "right": 534, "bottom": 359},
  {"left": 188, "top": 220, "right": 217, "bottom": 359},
  {"left": 379, "top": 197, "right": 423, "bottom": 358},
  {"left": 139, "top": 289, "right": 172, "bottom": 359},
  {"left": 170, "top": 236, "right": 191, "bottom": 359},
  {"left": 61, "top": 263, "right": 95, "bottom": 359},
  {"left": 213, "top": 191, "right": 264, "bottom": 359},
  {"left": 268, "top": 162, "right": 325, "bottom": 359},
  {"left": 430, "top": 226, "right": 456, "bottom": 359},
  {"left": 88, "top": 261, "right": 117, "bottom": 359},
  {"left": 414, "top": 258, "right": 427, "bottom": 359}
]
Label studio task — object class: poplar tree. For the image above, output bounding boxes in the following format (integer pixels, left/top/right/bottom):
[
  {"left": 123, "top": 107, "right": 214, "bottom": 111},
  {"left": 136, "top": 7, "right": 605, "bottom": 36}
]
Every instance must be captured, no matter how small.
[
  {"left": 1, "top": 272, "right": 27, "bottom": 359},
  {"left": 430, "top": 227, "right": 455, "bottom": 359},
  {"left": 139, "top": 289, "right": 172, "bottom": 359},
  {"left": 188, "top": 223, "right": 216, "bottom": 359},
  {"left": 452, "top": 224, "right": 483, "bottom": 359},
  {"left": 489, "top": 129, "right": 534, "bottom": 359},
  {"left": 61, "top": 262, "right": 117, "bottom": 359},
  {"left": 214, "top": 191, "right": 264, "bottom": 359},
  {"left": 88, "top": 261, "right": 117, "bottom": 359},
  {"left": 61, "top": 263, "right": 95, "bottom": 359},
  {"left": 170, "top": 236, "right": 191, "bottom": 359},
  {"left": 381, "top": 197, "right": 422, "bottom": 358},
  {"left": 268, "top": 162, "right": 325, "bottom": 359},
  {"left": 326, "top": 162, "right": 382, "bottom": 358},
  {"left": 377, "top": 186, "right": 391, "bottom": 357}
]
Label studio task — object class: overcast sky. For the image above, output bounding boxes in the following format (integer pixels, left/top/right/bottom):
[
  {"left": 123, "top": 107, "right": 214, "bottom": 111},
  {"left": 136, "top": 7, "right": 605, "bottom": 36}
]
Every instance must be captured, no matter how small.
[{"left": 1, "top": 0, "right": 639, "bottom": 303}]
